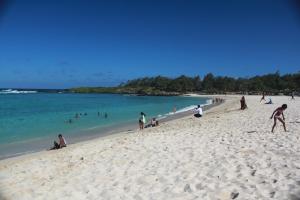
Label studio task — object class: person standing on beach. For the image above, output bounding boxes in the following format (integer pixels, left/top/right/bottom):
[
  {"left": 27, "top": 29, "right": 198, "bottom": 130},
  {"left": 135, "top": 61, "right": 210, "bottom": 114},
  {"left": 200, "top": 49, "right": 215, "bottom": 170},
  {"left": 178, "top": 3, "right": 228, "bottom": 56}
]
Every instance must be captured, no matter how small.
[
  {"left": 240, "top": 96, "right": 247, "bottom": 110},
  {"left": 260, "top": 92, "right": 266, "bottom": 102},
  {"left": 291, "top": 91, "right": 295, "bottom": 100},
  {"left": 270, "top": 104, "right": 287, "bottom": 133},
  {"left": 139, "top": 112, "right": 146, "bottom": 130}
]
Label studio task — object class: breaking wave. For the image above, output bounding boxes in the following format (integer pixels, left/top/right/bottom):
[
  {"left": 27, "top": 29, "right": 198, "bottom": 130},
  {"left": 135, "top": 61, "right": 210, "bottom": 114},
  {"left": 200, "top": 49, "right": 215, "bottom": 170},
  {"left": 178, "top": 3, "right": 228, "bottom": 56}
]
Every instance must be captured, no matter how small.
[{"left": 0, "top": 89, "right": 37, "bottom": 94}]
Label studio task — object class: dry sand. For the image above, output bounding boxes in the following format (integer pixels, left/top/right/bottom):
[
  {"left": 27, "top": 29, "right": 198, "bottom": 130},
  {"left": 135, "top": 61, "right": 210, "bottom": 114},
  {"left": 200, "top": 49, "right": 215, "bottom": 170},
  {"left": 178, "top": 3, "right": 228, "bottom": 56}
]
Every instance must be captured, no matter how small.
[{"left": 0, "top": 95, "right": 300, "bottom": 200}]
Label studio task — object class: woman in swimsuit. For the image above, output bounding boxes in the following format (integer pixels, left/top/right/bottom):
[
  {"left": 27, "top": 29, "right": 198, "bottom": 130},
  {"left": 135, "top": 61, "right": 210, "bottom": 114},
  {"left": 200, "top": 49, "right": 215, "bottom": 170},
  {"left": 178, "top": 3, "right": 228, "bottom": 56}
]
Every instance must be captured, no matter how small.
[{"left": 270, "top": 104, "right": 287, "bottom": 133}]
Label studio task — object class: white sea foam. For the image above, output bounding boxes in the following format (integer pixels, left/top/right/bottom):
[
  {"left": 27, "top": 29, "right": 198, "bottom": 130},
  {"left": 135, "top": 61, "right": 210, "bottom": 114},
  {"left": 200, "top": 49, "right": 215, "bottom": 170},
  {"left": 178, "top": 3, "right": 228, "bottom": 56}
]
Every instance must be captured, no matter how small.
[
  {"left": 156, "top": 98, "right": 213, "bottom": 120},
  {"left": 0, "top": 89, "right": 37, "bottom": 94}
]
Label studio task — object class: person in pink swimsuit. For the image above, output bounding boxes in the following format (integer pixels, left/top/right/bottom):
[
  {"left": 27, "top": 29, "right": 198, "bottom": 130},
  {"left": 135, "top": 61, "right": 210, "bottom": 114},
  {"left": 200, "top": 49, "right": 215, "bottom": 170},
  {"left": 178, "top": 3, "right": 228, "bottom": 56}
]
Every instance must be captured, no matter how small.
[{"left": 270, "top": 104, "right": 287, "bottom": 133}]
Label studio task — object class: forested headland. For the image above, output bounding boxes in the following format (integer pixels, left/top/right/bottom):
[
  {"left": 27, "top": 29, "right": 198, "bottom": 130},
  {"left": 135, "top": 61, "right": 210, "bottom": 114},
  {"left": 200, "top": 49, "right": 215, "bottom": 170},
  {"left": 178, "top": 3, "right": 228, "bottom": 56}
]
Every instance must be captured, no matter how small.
[{"left": 70, "top": 71, "right": 300, "bottom": 96}]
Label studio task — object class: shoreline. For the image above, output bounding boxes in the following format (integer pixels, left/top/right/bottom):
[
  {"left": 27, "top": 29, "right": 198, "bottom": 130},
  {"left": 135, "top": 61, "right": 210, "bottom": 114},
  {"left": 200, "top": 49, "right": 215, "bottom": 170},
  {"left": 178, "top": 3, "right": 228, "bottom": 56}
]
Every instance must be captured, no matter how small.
[
  {"left": 0, "top": 95, "right": 221, "bottom": 161},
  {"left": 1, "top": 95, "right": 299, "bottom": 199}
]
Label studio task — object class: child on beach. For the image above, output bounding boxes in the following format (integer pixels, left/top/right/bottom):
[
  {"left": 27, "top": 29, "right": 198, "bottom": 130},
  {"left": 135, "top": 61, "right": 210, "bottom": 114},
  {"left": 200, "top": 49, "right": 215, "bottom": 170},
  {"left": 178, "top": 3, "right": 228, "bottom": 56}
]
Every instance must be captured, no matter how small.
[
  {"left": 270, "top": 104, "right": 287, "bottom": 133},
  {"left": 151, "top": 118, "right": 159, "bottom": 127}
]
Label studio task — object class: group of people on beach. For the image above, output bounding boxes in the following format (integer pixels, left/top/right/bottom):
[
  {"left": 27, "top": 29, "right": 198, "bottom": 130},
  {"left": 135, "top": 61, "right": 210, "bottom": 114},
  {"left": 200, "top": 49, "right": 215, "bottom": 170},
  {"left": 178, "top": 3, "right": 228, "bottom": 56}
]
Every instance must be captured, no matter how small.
[
  {"left": 138, "top": 101, "right": 210, "bottom": 130},
  {"left": 212, "top": 98, "right": 224, "bottom": 104},
  {"left": 240, "top": 91, "right": 296, "bottom": 133},
  {"left": 138, "top": 112, "right": 159, "bottom": 130},
  {"left": 50, "top": 91, "right": 295, "bottom": 150},
  {"left": 260, "top": 92, "right": 273, "bottom": 104}
]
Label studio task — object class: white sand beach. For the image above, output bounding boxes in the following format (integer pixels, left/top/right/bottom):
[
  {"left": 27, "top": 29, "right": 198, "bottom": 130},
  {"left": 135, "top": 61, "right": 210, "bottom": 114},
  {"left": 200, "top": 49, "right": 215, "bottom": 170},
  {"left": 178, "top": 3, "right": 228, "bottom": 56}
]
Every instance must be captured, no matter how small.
[{"left": 0, "top": 95, "right": 300, "bottom": 200}]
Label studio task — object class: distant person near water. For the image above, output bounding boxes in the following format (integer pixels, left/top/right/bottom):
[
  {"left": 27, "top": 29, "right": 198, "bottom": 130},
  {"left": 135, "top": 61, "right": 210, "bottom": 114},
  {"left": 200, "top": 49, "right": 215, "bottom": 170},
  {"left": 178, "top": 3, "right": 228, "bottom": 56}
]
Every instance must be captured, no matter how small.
[
  {"left": 194, "top": 105, "right": 203, "bottom": 118},
  {"left": 49, "top": 134, "right": 67, "bottom": 150},
  {"left": 240, "top": 96, "right": 247, "bottom": 110},
  {"left": 270, "top": 104, "right": 287, "bottom": 133},
  {"left": 66, "top": 119, "right": 73, "bottom": 124},
  {"left": 139, "top": 112, "right": 146, "bottom": 130},
  {"left": 260, "top": 92, "right": 266, "bottom": 102},
  {"left": 104, "top": 112, "right": 108, "bottom": 118}
]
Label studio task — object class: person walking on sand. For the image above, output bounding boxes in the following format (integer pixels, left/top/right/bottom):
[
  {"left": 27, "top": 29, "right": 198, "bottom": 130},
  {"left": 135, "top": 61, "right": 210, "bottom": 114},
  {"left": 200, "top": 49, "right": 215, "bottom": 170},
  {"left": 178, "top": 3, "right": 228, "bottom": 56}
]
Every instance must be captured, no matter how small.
[
  {"left": 270, "top": 104, "right": 287, "bottom": 133},
  {"left": 139, "top": 112, "right": 146, "bottom": 130},
  {"left": 260, "top": 92, "right": 266, "bottom": 102}
]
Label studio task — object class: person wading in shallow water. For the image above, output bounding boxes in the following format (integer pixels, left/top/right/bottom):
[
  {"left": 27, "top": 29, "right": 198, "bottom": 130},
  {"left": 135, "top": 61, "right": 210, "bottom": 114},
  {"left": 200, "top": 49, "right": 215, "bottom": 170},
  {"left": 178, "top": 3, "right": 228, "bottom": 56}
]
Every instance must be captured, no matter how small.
[{"left": 270, "top": 104, "right": 287, "bottom": 133}]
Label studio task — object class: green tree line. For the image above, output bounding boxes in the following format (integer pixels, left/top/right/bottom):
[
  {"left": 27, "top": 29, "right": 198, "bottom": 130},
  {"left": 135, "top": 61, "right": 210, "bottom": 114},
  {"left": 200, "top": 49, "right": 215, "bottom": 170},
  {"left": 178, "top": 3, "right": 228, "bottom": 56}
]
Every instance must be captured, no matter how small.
[{"left": 71, "top": 71, "right": 300, "bottom": 95}]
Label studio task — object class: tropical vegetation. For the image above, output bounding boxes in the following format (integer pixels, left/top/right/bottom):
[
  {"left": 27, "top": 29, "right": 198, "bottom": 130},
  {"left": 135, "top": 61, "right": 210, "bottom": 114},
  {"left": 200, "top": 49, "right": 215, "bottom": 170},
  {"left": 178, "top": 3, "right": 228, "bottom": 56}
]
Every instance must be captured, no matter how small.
[{"left": 70, "top": 71, "right": 300, "bottom": 95}]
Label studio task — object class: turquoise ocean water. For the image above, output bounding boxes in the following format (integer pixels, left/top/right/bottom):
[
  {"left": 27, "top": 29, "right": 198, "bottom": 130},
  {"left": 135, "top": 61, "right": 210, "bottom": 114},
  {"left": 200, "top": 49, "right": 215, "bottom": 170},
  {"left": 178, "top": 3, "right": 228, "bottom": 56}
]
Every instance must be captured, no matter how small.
[{"left": 0, "top": 91, "right": 210, "bottom": 158}]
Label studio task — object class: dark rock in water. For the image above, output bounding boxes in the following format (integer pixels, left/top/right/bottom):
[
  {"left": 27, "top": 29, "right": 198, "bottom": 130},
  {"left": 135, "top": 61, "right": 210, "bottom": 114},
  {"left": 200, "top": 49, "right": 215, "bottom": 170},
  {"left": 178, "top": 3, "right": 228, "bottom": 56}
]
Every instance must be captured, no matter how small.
[
  {"left": 231, "top": 192, "right": 239, "bottom": 199},
  {"left": 184, "top": 184, "right": 192, "bottom": 193}
]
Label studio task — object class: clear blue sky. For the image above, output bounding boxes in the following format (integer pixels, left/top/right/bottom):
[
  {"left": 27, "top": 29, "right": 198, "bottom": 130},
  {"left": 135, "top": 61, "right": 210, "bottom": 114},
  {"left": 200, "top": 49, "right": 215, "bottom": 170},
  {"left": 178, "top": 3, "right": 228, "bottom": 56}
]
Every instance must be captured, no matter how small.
[{"left": 0, "top": 0, "right": 299, "bottom": 88}]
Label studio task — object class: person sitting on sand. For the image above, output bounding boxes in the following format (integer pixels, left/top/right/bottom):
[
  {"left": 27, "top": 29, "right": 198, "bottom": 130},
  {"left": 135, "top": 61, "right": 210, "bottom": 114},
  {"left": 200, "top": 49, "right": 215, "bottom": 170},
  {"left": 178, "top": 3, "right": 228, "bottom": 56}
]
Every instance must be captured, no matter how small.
[
  {"left": 270, "top": 104, "right": 287, "bottom": 133},
  {"left": 151, "top": 118, "right": 159, "bottom": 127},
  {"left": 240, "top": 96, "right": 247, "bottom": 110},
  {"left": 265, "top": 98, "right": 273, "bottom": 104},
  {"left": 139, "top": 112, "right": 146, "bottom": 130},
  {"left": 194, "top": 105, "right": 203, "bottom": 118},
  {"left": 49, "top": 134, "right": 67, "bottom": 150}
]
